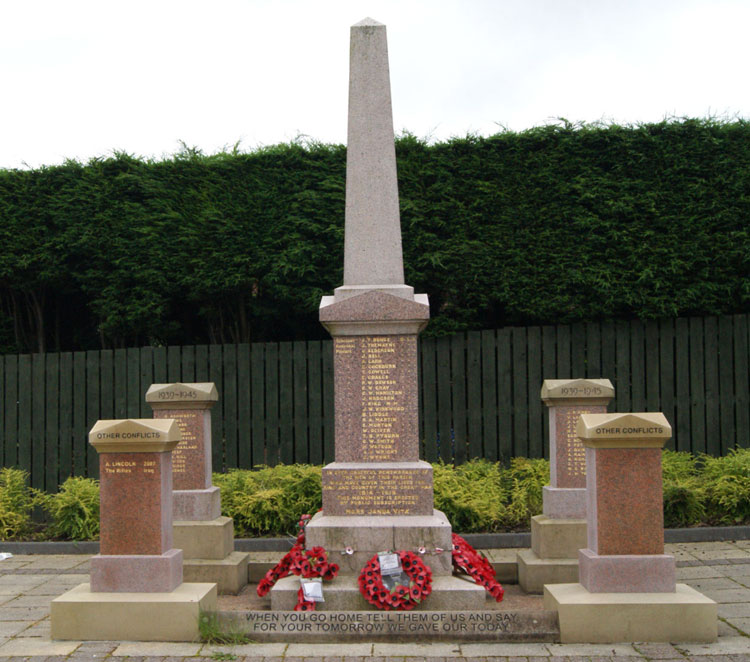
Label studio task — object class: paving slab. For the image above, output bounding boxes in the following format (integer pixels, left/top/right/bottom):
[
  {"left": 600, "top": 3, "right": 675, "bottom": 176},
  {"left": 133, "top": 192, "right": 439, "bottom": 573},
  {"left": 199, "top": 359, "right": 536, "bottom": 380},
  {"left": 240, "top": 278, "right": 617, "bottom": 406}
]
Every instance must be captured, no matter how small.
[
  {"left": 677, "top": 635, "right": 750, "bottom": 656},
  {"left": 632, "top": 641, "right": 688, "bottom": 659},
  {"left": 20, "top": 556, "right": 89, "bottom": 570},
  {"left": 0, "top": 638, "right": 81, "bottom": 656},
  {"left": 702, "top": 589, "right": 750, "bottom": 603},
  {"left": 688, "top": 578, "right": 746, "bottom": 591},
  {"left": 199, "top": 643, "right": 288, "bottom": 656},
  {"left": 17, "top": 619, "right": 50, "bottom": 638},
  {"left": 0, "top": 621, "right": 34, "bottom": 637},
  {"left": 2, "top": 595, "right": 56, "bottom": 608},
  {"left": 286, "top": 644, "right": 374, "bottom": 656},
  {"left": 0, "top": 607, "right": 48, "bottom": 622},
  {"left": 373, "top": 643, "right": 462, "bottom": 657},
  {"left": 679, "top": 565, "right": 728, "bottom": 579},
  {"left": 718, "top": 603, "right": 750, "bottom": 618},
  {"left": 546, "top": 643, "right": 641, "bottom": 656},
  {"left": 459, "top": 642, "right": 551, "bottom": 656},
  {"left": 112, "top": 641, "right": 203, "bottom": 656},
  {"left": 0, "top": 575, "right": 47, "bottom": 586}
]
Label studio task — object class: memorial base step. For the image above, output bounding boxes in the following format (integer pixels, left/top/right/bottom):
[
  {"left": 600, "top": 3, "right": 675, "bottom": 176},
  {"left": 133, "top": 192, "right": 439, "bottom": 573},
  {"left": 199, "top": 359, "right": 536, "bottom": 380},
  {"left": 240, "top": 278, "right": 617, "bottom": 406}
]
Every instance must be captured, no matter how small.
[
  {"left": 173, "top": 516, "right": 234, "bottom": 559},
  {"left": 270, "top": 574, "right": 487, "bottom": 611},
  {"left": 544, "top": 582, "right": 717, "bottom": 643},
  {"left": 516, "top": 549, "right": 579, "bottom": 594},
  {"left": 530, "top": 515, "right": 587, "bottom": 559},
  {"left": 183, "top": 551, "right": 250, "bottom": 595},
  {"left": 304, "top": 510, "right": 453, "bottom": 575},
  {"left": 50, "top": 582, "right": 217, "bottom": 641}
]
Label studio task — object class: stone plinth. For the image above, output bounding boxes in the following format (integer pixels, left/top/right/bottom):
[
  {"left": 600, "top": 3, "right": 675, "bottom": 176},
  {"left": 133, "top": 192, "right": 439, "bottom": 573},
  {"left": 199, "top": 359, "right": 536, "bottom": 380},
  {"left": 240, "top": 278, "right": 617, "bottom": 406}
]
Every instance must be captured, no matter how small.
[
  {"left": 50, "top": 582, "right": 217, "bottom": 642},
  {"left": 89, "top": 418, "right": 183, "bottom": 593},
  {"left": 147, "top": 382, "right": 249, "bottom": 594},
  {"left": 51, "top": 418, "right": 219, "bottom": 641},
  {"left": 577, "top": 412, "right": 673, "bottom": 593},
  {"left": 543, "top": 412, "right": 717, "bottom": 643},
  {"left": 541, "top": 379, "right": 614, "bottom": 519},
  {"left": 518, "top": 379, "right": 613, "bottom": 594},
  {"left": 146, "top": 382, "right": 220, "bottom": 519}
]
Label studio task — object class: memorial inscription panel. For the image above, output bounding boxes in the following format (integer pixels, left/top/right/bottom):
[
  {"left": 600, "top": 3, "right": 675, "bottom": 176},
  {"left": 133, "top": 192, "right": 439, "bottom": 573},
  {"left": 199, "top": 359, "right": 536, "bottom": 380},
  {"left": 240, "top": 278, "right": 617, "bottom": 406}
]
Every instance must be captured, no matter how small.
[
  {"left": 333, "top": 335, "right": 419, "bottom": 462},
  {"left": 322, "top": 466, "right": 432, "bottom": 516},
  {"left": 152, "top": 408, "right": 206, "bottom": 490},
  {"left": 551, "top": 404, "right": 606, "bottom": 488},
  {"left": 99, "top": 451, "right": 171, "bottom": 555},
  {"left": 240, "top": 610, "right": 550, "bottom": 642}
]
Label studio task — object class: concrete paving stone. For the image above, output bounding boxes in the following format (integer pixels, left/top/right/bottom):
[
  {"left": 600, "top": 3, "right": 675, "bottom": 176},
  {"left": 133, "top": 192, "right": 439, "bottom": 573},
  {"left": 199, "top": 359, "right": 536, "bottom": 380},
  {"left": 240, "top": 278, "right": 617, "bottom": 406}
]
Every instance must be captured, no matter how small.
[
  {"left": 717, "top": 565, "right": 750, "bottom": 579},
  {"left": 677, "top": 566, "right": 727, "bottom": 580},
  {"left": 0, "top": 607, "right": 48, "bottom": 622},
  {"left": 718, "top": 603, "right": 750, "bottom": 618},
  {"left": 677, "top": 636, "right": 750, "bottom": 656},
  {"left": 686, "top": 578, "right": 746, "bottom": 591},
  {"left": 633, "top": 642, "right": 686, "bottom": 659},
  {"left": 547, "top": 643, "right": 641, "bottom": 657},
  {"left": 702, "top": 589, "right": 750, "bottom": 603},
  {"left": 21, "top": 556, "right": 90, "bottom": 570},
  {"left": 718, "top": 620, "right": 739, "bottom": 636},
  {"left": 2, "top": 595, "right": 55, "bottom": 608},
  {"left": 286, "top": 645, "right": 373, "bottom": 657},
  {"left": 0, "top": 574, "right": 47, "bottom": 586},
  {"left": 692, "top": 550, "right": 750, "bottom": 561},
  {"left": 198, "top": 643, "right": 288, "bottom": 656},
  {"left": 459, "top": 643, "right": 551, "bottom": 657},
  {"left": 0, "top": 621, "right": 32, "bottom": 637},
  {"left": 16, "top": 620, "right": 50, "bottom": 638},
  {"left": 373, "top": 643, "right": 461, "bottom": 657},
  {"left": 112, "top": 642, "right": 203, "bottom": 656},
  {"left": 0, "top": 638, "right": 82, "bottom": 656},
  {"left": 721, "top": 617, "right": 750, "bottom": 632}
]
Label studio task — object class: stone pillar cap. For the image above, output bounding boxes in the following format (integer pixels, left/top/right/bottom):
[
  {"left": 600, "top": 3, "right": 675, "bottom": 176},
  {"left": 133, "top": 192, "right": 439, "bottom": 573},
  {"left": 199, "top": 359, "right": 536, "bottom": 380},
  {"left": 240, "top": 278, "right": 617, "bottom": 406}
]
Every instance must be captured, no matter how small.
[
  {"left": 541, "top": 379, "right": 614, "bottom": 405},
  {"left": 146, "top": 382, "right": 218, "bottom": 409},
  {"left": 576, "top": 412, "right": 672, "bottom": 448},
  {"left": 89, "top": 418, "right": 182, "bottom": 453}
]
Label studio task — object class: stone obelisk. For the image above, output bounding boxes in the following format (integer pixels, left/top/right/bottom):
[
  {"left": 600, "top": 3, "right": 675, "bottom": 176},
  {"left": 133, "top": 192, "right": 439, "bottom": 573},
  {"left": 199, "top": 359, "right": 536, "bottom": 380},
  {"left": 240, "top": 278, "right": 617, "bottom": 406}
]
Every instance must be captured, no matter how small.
[{"left": 304, "top": 18, "right": 453, "bottom": 576}]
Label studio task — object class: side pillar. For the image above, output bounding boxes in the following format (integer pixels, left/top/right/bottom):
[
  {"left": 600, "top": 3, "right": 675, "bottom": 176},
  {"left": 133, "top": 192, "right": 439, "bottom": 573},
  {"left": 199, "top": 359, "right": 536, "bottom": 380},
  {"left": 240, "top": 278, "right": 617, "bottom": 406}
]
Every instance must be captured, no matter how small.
[
  {"left": 544, "top": 412, "right": 717, "bottom": 643},
  {"left": 147, "top": 382, "right": 249, "bottom": 594},
  {"left": 50, "top": 419, "right": 216, "bottom": 641},
  {"left": 518, "top": 379, "right": 613, "bottom": 593}
]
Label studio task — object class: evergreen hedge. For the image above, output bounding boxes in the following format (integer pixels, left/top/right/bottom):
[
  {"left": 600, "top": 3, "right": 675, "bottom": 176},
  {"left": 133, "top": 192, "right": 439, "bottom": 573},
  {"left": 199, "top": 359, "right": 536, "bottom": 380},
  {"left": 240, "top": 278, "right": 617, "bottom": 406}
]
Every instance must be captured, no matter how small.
[{"left": 0, "top": 119, "right": 748, "bottom": 353}]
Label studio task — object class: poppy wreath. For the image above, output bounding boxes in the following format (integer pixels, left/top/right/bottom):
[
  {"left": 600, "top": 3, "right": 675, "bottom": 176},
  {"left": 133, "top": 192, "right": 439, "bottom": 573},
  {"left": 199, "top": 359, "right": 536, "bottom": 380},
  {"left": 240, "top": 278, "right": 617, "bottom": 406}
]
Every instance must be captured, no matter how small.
[
  {"left": 358, "top": 550, "right": 433, "bottom": 610},
  {"left": 257, "top": 514, "right": 339, "bottom": 611},
  {"left": 451, "top": 533, "right": 505, "bottom": 602}
]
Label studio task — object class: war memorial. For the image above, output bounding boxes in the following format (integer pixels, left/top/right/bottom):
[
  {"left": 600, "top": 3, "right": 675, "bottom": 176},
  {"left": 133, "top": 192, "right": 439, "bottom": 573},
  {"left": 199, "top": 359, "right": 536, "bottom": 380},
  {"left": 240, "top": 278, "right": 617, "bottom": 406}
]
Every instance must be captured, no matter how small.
[{"left": 49, "top": 18, "right": 717, "bottom": 645}]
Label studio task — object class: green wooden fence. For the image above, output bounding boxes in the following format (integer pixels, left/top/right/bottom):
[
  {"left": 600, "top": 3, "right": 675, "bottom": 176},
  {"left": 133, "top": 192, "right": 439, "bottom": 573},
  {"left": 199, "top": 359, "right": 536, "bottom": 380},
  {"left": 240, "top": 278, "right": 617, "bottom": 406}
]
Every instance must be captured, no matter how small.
[{"left": 1, "top": 314, "right": 748, "bottom": 492}]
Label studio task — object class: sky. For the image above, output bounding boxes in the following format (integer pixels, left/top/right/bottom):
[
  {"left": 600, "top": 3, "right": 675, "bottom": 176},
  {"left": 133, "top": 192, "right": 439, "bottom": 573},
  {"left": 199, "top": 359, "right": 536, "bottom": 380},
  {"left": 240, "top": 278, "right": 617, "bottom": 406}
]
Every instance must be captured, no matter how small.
[{"left": 2, "top": 0, "right": 749, "bottom": 170}]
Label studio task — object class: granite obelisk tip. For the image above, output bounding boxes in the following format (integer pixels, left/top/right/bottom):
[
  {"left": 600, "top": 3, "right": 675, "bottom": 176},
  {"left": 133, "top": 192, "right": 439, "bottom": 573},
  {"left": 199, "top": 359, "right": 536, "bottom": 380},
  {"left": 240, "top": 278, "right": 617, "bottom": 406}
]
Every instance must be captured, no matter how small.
[{"left": 332, "top": 16, "right": 416, "bottom": 303}]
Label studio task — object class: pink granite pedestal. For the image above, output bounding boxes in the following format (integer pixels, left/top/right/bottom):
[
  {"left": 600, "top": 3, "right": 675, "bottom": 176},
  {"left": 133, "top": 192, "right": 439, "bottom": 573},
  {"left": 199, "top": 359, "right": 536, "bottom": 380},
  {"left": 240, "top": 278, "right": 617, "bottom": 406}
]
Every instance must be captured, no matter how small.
[
  {"left": 310, "top": 291, "right": 457, "bottom": 575},
  {"left": 89, "top": 419, "right": 183, "bottom": 593},
  {"left": 518, "top": 379, "right": 614, "bottom": 593},
  {"left": 146, "top": 382, "right": 220, "bottom": 521},
  {"left": 544, "top": 412, "right": 716, "bottom": 643},
  {"left": 577, "top": 412, "right": 674, "bottom": 594},
  {"left": 541, "top": 379, "right": 614, "bottom": 519},
  {"left": 147, "top": 382, "right": 249, "bottom": 595}
]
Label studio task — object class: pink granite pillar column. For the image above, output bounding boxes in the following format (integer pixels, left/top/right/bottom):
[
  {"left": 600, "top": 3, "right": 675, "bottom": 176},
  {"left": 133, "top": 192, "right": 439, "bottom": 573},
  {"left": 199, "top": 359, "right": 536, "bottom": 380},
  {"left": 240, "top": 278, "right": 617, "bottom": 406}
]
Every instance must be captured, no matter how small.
[
  {"left": 146, "top": 382, "right": 220, "bottom": 521},
  {"left": 576, "top": 412, "right": 674, "bottom": 593},
  {"left": 541, "top": 379, "right": 614, "bottom": 519},
  {"left": 89, "top": 418, "right": 183, "bottom": 593}
]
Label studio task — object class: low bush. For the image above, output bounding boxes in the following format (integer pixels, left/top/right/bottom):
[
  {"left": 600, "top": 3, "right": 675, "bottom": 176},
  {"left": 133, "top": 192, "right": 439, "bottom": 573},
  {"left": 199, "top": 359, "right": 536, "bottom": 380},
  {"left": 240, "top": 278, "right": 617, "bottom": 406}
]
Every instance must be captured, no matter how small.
[
  {"left": 5, "top": 448, "right": 750, "bottom": 541},
  {"left": 35, "top": 477, "right": 100, "bottom": 541},
  {"left": 213, "top": 464, "right": 322, "bottom": 537},
  {"left": 0, "top": 468, "right": 34, "bottom": 540}
]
